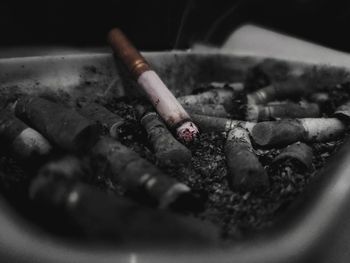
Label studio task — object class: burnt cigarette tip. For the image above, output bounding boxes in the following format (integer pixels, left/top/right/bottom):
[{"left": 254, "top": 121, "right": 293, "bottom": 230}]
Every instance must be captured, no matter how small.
[
  {"left": 176, "top": 121, "right": 200, "bottom": 143},
  {"left": 251, "top": 122, "right": 274, "bottom": 146}
]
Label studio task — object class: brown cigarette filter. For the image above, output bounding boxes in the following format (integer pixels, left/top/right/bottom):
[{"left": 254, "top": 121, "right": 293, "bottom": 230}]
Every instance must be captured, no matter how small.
[
  {"left": 225, "top": 128, "right": 269, "bottom": 191},
  {"left": 183, "top": 104, "right": 230, "bottom": 118},
  {"left": 0, "top": 108, "right": 52, "bottom": 160},
  {"left": 15, "top": 97, "right": 101, "bottom": 152},
  {"left": 90, "top": 137, "right": 199, "bottom": 210},
  {"left": 246, "top": 101, "right": 320, "bottom": 121},
  {"left": 77, "top": 102, "right": 125, "bottom": 139},
  {"left": 272, "top": 142, "right": 313, "bottom": 171},
  {"left": 140, "top": 111, "right": 192, "bottom": 167},
  {"left": 190, "top": 113, "right": 255, "bottom": 133},
  {"left": 108, "top": 28, "right": 199, "bottom": 143},
  {"left": 252, "top": 118, "right": 346, "bottom": 148},
  {"left": 247, "top": 79, "right": 306, "bottom": 105},
  {"left": 108, "top": 28, "right": 150, "bottom": 79}
]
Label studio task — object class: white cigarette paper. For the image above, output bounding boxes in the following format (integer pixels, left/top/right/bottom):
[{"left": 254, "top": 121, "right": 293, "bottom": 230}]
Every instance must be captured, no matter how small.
[
  {"left": 300, "top": 118, "right": 346, "bottom": 141},
  {"left": 138, "top": 70, "right": 199, "bottom": 141}
]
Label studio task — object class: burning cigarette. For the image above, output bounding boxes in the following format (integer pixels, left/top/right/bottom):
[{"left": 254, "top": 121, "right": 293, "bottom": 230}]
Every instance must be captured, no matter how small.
[
  {"left": 15, "top": 97, "right": 101, "bottom": 152},
  {"left": 137, "top": 105, "right": 192, "bottom": 168},
  {"left": 190, "top": 113, "right": 256, "bottom": 133},
  {"left": 90, "top": 136, "right": 200, "bottom": 210},
  {"left": 246, "top": 101, "right": 320, "bottom": 121},
  {"left": 183, "top": 104, "right": 230, "bottom": 118},
  {"left": 177, "top": 83, "right": 243, "bottom": 106},
  {"left": 272, "top": 142, "right": 313, "bottom": 171},
  {"left": 0, "top": 109, "right": 52, "bottom": 160},
  {"left": 108, "top": 28, "right": 199, "bottom": 143},
  {"left": 251, "top": 118, "right": 346, "bottom": 148},
  {"left": 77, "top": 102, "right": 125, "bottom": 139},
  {"left": 225, "top": 127, "right": 269, "bottom": 191},
  {"left": 247, "top": 80, "right": 306, "bottom": 105}
]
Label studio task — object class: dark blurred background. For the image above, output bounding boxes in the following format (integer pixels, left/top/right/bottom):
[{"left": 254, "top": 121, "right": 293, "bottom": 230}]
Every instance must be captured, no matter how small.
[{"left": 1, "top": 0, "right": 350, "bottom": 51}]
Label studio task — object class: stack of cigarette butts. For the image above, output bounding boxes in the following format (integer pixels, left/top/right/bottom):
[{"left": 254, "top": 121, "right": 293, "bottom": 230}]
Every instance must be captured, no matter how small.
[
  {"left": 185, "top": 74, "right": 348, "bottom": 191},
  {"left": 0, "top": 27, "right": 348, "bottom": 243},
  {"left": 0, "top": 95, "right": 219, "bottom": 243}
]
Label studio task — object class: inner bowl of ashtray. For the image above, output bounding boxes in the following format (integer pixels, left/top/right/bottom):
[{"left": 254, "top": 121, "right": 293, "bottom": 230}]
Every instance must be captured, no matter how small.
[{"left": 0, "top": 51, "right": 350, "bottom": 263}]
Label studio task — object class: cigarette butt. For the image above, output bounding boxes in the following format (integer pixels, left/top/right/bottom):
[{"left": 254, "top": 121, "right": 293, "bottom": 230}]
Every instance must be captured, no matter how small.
[
  {"left": 108, "top": 28, "right": 199, "bottom": 143},
  {"left": 246, "top": 101, "right": 320, "bottom": 121},
  {"left": 90, "top": 137, "right": 201, "bottom": 210},
  {"left": 190, "top": 113, "right": 256, "bottom": 133},
  {"left": 225, "top": 128, "right": 269, "bottom": 191},
  {"left": 272, "top": 142, "right": 313, "bottom": 171},
  {"left": 0, "top": 109, "right": 51, "bottom": 160},
  {"left": 247, "top": 80, "right": 305, "bottom": 105},
  {"left": 177, "top": 84, "right": 242, "bottom": 106},
  {"left": 77, "top": 102, "right": 125, "bottom": 139},
  {"left": 29, "top": 173, "right": 218, "bottom": 243},
  {"left": 139, "top": 111, "right": 192, "bottom": 167},
  {"left": 15, "top": 97, "right": 101, "bottom": 152},
  {"left": 183, "top": 104, "right": 230, "bottom": 118},
  {"left": 334, "top": 101, "right": 350, "bottom": 121},
  {"left": 251, "top": 118, "right": 346, "bottom": 147}
]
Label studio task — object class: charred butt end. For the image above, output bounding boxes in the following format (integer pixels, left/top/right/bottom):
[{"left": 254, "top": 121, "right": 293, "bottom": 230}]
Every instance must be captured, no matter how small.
[
  {"left": 15, "top": 96, "right": 101, "bottom": 152},
  {"left": 225, "top": 128, "right": 269, "bottom": 191},
  {"left": 334, "top": 101, "right": 350, "bottom": 122},
  {"left": 272, "top": 142, "right": 313, "bottom": 171},
  {"left": 129, "top": 163, "right": 200, "bottom": 211},
  {"left": 141, "top": 112, "right": 192, "bottom": 167},
  {"left": 251, "top": 120, "right": 305, "bottom": 148},
  {"left": 77, "top": 102, "right": 125, "bottom": 139},
  {"left": 176, "top": 120, "right": 200, "bottom": 143}
]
